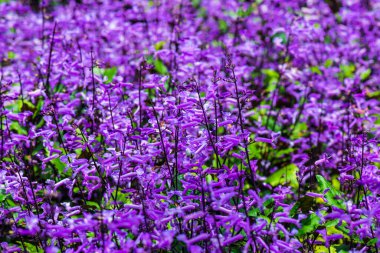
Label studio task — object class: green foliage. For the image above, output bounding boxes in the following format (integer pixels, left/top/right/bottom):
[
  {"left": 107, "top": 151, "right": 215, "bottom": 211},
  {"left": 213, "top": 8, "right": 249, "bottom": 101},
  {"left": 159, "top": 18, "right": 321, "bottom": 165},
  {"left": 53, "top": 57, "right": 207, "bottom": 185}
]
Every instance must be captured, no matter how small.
[
  {"left": 248, "top": 142, "right": 263, "bottom": 159},
  {"left": 84, "top": 201, "right": 101, "bottom": 211},
  {"left": 0, "top": 189, "right": 8, "bottom": 202},
  {"left": 262, "top": 69, "right": 279, "bottom": 91},
  {"left": 263, "top": 198, "right": 275, "bottom": 216},
  {"left": 266, "top": 164, "right": 299, "bottom": 188},
  {"left": 154, "top": 59, "right": 168, "bottom": 75},
  {"left": 22, "top": 242, "right": 43, "bottom": 253},
  {"left": 367, "top": 90, "right": 380, "bottom": 99},
  {"left": 191, "top": 0, "right": 201, "bottom": 8},
  {"left": 324, "top": 59, "right": 333, "bottom": 68},
  {"left": 171, "top": 239, "right": 188, "bottom": 253},
  {"left": 367, "top": 238, "right": 378, "bottom": 247},
  {"left": 146, "top": 55, "right": 168, "bottom": 75},
  {"left": 154, "top": 41, "right": 166, "bottom": 51},
  {"left": 360, "top": 69, "right": 371, "bottom": 81},
  {"left": 93, "top": 66, "right": 117, "bottom": 83},
  {"left": 298, "top": 213, "right": 321, "bottom": 236},
  {"left": 338, "top": 63, "right": 355, "bottom": 80},
  {"left": 5, "top": 99, "right": 22, "bottom": 113},
  {"left": 274, "top": 147, "right": 295, "bottom": 159},
  {"left": 261, "top": 115, "right": 282, "bottom": 132},
  {"left": 0, "top": 189, "right": 16, "bottom": 208},
  {"left": 310, "top": 66, "right": 322, "bottom": 75},
  {"left": 218, "top": 19, "right": 228, "bottom": 34},
  {"left": 33, "top": 98, "right": 44, "bottom": 120},
  {"left": 334, "top": 244, "right": 350, "bottom": 253},
  {"left": 236, "top": 6, "right": 253, "bottom": 18},
  {"left": 316, "top": 175, "right": 346, "bottom": 210},
  {"left": 53, "top": 83, "right": 65, "bottom": 93},
  {"left": 324, "top": 35, "right": 332, "bottom": 44},
  {"left": 104, "top": 67, "right": 117, "bottom": 83},
  {"left": 325, "top": 219, "right": 339, "bottom": 228},
  {"left": 290, "top": 122, "right": 308, "bottom": 140},
  {"left": 226, "top": 5, "right": 254, "bottom": 18},
  {"left": 50, "top": 158, "right": 66, "bottom": 174},
  {"left": 7, "top": 51, "right": 15, "bottom": 59},
  {"left": 10, "top": 121, "right": 27, "bottom": 135}
]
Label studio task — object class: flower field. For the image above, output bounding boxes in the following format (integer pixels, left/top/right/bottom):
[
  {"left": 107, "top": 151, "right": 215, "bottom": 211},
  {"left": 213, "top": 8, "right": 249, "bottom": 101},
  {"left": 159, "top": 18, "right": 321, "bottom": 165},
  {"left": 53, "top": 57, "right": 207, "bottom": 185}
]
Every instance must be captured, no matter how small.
[{"left": 0, "top": 0, "right": 380, "bottom": 252}]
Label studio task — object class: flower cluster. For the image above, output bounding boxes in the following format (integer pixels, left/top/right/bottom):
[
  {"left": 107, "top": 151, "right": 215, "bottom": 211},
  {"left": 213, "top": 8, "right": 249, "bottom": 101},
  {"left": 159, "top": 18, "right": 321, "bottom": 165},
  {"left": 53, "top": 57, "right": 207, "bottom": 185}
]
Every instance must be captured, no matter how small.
[{"left": 0, "top": 0, "right": 379, "bottom": 252}]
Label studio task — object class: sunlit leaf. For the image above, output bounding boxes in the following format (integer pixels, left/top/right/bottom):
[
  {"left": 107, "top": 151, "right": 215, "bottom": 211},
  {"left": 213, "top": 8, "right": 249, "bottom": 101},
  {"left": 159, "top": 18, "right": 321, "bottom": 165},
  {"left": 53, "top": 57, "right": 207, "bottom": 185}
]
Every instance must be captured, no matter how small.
[{"left": 316, "top": 175, "right": 346, "bottom": 210}]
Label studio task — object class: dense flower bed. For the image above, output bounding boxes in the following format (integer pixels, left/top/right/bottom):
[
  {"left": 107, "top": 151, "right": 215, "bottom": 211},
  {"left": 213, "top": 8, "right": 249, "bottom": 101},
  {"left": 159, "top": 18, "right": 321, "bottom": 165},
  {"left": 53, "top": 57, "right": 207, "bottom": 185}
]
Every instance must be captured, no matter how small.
[{"left": 1, "top": 0, "right": 380, "bottom": 252}]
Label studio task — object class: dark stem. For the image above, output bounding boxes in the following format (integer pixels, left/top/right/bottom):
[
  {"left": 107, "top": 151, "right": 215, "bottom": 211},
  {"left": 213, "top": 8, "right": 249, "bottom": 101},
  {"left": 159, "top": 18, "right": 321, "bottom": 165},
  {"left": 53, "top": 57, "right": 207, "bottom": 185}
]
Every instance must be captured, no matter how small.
[
  {"left": 45, "top": 22, "right": 57, "bottom": 98},
  {"left": 231, "top": 67, "right": 256, "bottom": 191}
]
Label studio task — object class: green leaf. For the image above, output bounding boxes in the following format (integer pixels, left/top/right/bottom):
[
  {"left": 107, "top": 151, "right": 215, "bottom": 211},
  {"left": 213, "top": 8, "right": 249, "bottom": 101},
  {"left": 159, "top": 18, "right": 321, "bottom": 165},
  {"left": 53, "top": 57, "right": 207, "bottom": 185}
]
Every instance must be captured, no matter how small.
[
  {"left": 367, "top": 238, "right": 378, "bottom": 246},
  {"left": 367, "top": 90, "right": 380, "bottom": 99},
  {"left": 290, "top": 122, "right": 308, "bottom": 140},
  {"left": 337, "top": 222, "right": 350, "bottom": 235},
  {"left": 325, "top": 219, "right": 339, "bottom": 228},
  {"left": 248, "top": 207, "right": 260, "bottom": 217},
  {"left": 36, "top": 118, "right": 45, "bottom": 129},
  {"left": 327, "top": 226, "right": 349, "bottom": 239},
  {"left": 262, "top": 69, "right": 279, "bottom": 86},
  {"left": 205, "top": 174, "right": 213, "bottom": 183},
  {"left": 261, "top": 115, "right": 282, "bottom": 132},
  {"left": 197, "top": 7, "right": 207, "bottom": 18},
  {"left": 22, "top": 242, "right": 43, "bottom": 253},
  {"left": 92, "top": 66, "right": 117, "bottom": 83},
  {"left": 324, "top": 35, "right": 332, "bottom": 44},
  {"left": 84, "top": 201, "right": 101, "bottom": 211},
  {"left": 275, "top": 147, "right": 294, "bottom": 158},
  {"left": 218, "top": 19, "right": 228, "bottom": 33},
  {"left": 263, "top": 198, "right": 275, "bottom": 216},
  {"left": 262, "top": 68, "right": 280, "bottom": 93},
  {"left": 266, "top": 164, "right": 299, "bottom": 188},
  {"left": 33, "top": 98, "right": 44, "bottom": 119},
  {"left": 338, "top": 64, "right": 356, "bottom": 80},
  {"left": 104, "top": 67, "right": 117, "bottom": 83},
  {"left": 53, "top": 83, "right": 64, "bottom": 93},
  {"left": 93, "top": 66, "right": 104, "bottom": 76},
  {"left": 0, "top": 189, "right": 8, "bottom": 202},
  {"left": 360, "top": 69, "right": 371, "bottom": 81},
  {"left": 316, "top": 175, "right": 346, "bottom": 210},
  {"left": 21, "top": 100, "right": 36, "bottom": 113},
  {"left": 248, "top": 142, "right": 262, "bottom": 159},
  {"left": 263, "top": 198, "right": 274, "bottom": 207},
  {"left": 50, "top": 158, "right": 66, "bottom": 174},
  {"left": 7, "top": 51, "right": 15, "bottom": 59},
  {"left": 334, "top": 244, "right": 350, "bottom": 253},
  {"left": 10, "top": 121, "right": 28, "bottom": 135},
  {"left": 236, "top": 6, "right": 253, "bottom": 18},
  {"left": 171, "top": 239, "right": 187, "bottom": 253},
  {"left": 310, "top": 66, "right": 322, "bottom": 75},
  {"left": 154, "top": 59, "right": 168, "bottom": 75},
  {"left": 324, "top": 59, "right": 333, "bottom": 68},
  {"left": 298, "top": 213, "right": 321, "bottom": 236},
  {"left": 191, "top": 0, "right": 201, "bottom": 8},
  {"left": 315, "top": 245, "right": 336, "bottom": 253},
  {"left": 86, "top": 231, "right": 95, "bottom": 238},
  {"left": 154, "top": 41, "right": 166, "bottom": 51},
  {"left": 5, "top": 99, "right": 22, "bottom": 113}
]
